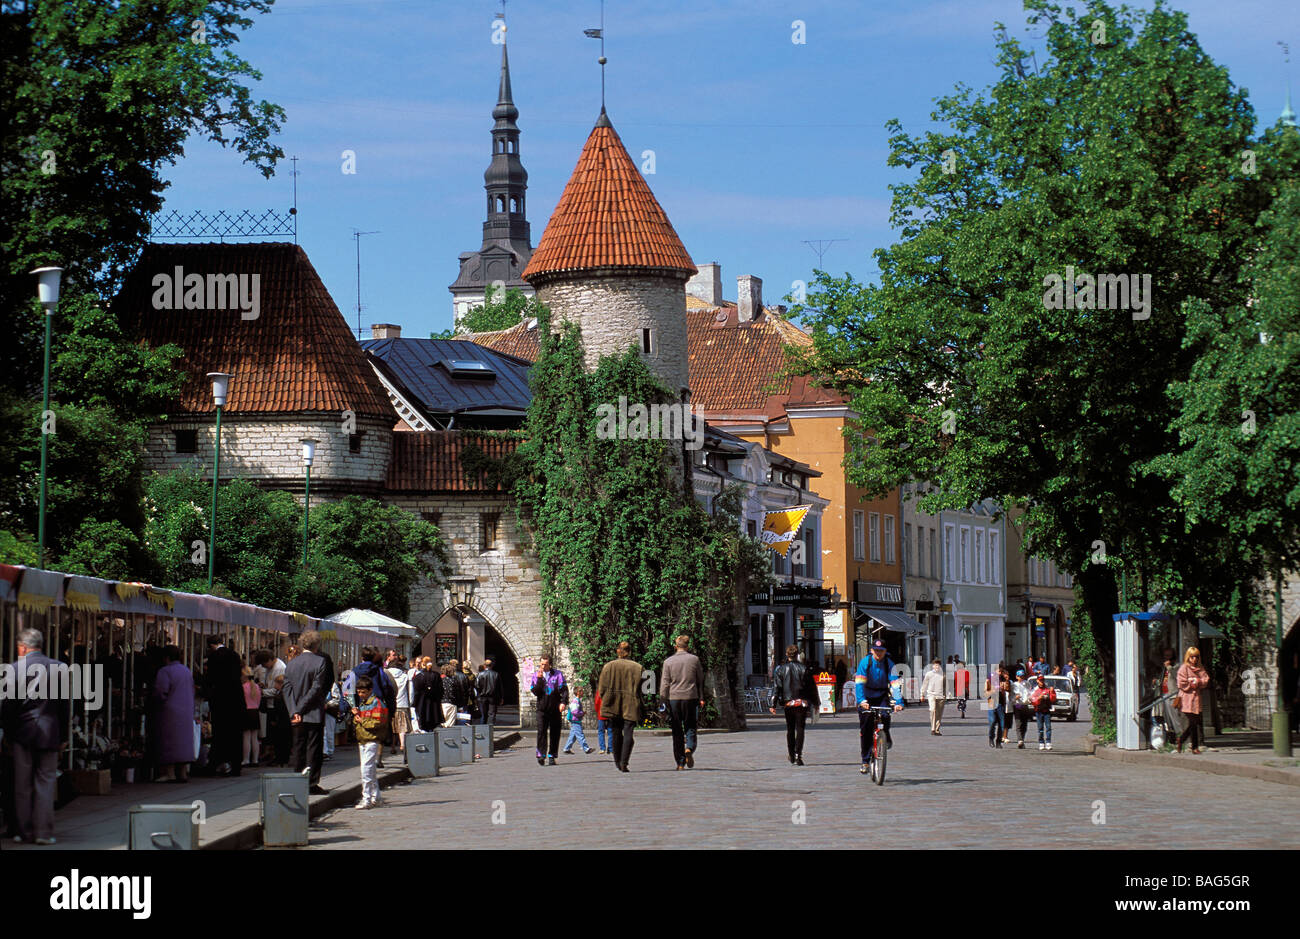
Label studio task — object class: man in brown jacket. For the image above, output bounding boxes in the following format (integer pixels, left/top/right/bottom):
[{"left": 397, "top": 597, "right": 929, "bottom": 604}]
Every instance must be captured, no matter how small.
[
  {"left": 596, "top": 642, "right": 643, "bottom": 772},
  {"left": 660, "top": 635, "right": 705, "bottom": 769}
]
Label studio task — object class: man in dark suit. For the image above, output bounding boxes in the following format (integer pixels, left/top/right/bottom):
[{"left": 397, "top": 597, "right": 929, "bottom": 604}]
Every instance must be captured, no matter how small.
[
  {"left": 1, "top": 629, "right": 69, "bottom": 844},
  {"left": 475, "top": 657, "right": 503, "bottom": 727},
  {"left": 284, "top": 630, "right": 330, "bottom": 794},
  {"left": 202, "top": 635, "right": 245, "bottom": 776}
]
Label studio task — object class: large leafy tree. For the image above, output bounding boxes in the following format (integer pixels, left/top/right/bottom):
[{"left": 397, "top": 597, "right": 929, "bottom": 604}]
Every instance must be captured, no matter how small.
[
  {"left": 0, "top": 0, "right": 284, "bottom": 564},
  {"left": 788, "top": 0, "right": 1297, "bottom": 731}
]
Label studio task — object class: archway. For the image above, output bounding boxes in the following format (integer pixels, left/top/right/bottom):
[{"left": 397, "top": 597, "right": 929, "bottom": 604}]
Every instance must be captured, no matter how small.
[{"left": 414, "top": 596, "right": 527, "bottom": 711}]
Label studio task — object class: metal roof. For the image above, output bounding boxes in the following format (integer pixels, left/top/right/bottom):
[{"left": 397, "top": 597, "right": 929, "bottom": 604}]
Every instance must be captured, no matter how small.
[{"left": 362, "top": 337, "right": 532, "bottom": 418}]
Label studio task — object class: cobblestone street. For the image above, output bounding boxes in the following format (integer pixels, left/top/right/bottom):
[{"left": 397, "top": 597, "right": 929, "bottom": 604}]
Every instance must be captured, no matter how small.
[{"left": 310, "top": 701, "right": 1300, "bottom": 849}]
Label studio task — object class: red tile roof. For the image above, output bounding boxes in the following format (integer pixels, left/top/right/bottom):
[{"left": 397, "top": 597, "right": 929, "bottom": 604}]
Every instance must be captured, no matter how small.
[
  {"left": 386, "top": 431, "right": 521, "bottom": 492},
  {"left": 522, "top": 113, "right": 696, "bottom": 282},
  {"left": 120, "top": 242, "right": 394, "bottom": 419},
  {"left": 465, "top": 305, "right": 842, "bottom": 420}
]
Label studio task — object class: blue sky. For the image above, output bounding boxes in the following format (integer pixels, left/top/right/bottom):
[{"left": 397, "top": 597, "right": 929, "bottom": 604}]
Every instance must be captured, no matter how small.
[{"left": 158, "top": 0, "right": 1298, "bottom": 339}]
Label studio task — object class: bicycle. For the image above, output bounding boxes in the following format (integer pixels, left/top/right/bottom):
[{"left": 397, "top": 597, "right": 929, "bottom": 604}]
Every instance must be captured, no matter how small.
[{"left": 861, "top": 704, "right": 895, "bottom": 785}]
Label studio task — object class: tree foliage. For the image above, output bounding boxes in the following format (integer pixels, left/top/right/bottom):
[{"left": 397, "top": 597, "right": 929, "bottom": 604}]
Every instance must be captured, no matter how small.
[
  {"left": 786, "top": 0, "right": 1298, "bottom": 732},
  {"left": 498, "top": 307, "right": 771, "bottom": 725},
  {"left": 432, "top": 284, "right": 546, "bottom": 338}
]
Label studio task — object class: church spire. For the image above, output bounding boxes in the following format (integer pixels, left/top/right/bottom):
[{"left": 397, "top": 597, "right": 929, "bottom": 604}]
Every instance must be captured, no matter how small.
[
  {"left": 494, "top": 42, "right": 518, "bottom": 125},
  {"left": 482, "top": 29, "right": 529, "bottom": 252},
  {"left": 1282, "top": 84, "right": 1298, "bottom": 128}
]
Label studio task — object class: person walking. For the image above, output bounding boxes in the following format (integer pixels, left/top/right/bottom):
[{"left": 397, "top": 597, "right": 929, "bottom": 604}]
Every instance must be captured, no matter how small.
[
  {"left": 984, "top": 668, "right": 1005, "bottom": 748},
  {"left": 386, "top": 655, "right": 411, "bottom": 758},
  {"left": 594, "top": 689, "right": 612, "bottom": 754},
  {"left": 920, "top": 658, "right": 946, "bottom": 735},
  {"left": 597, "top": 642, "right": 643, "bottom": 772},
  {"left": 660, "top": 634, "right": 706, "bottom": 770},
  {"left": 770, "top": 644, "right": 816, "bottom": 764},
  {"left": 531, "top": 655, "right": 568, "bottom": 765},
  {"left": 412, "top": 657, "right": 443, "bottom": 734},
  {"left": 2, "top": 629, "right": 68, "bottom": 844},
  {"left": 1010, "top": 668, "right": 1034, "bottom": 748},
  {"left": 240, "top": 666, "right": 262, "bottom": 767},
  {"left": 152, "top": 645, "right": 196, "bottom": 783},
  {"left": 955, "top": 660, "right": 970, "bottom": 718},
  {"left": 350, "top": 676, "right": 388, "bottom": 809},
  {"left": 283, "top": 630, "right": 331, "bottom": 795},
  {"left": 1175, "top": 647, "right": 1211, "bottom": 754},
  {"left": 561, "top": 685, "right": 595, "bottom": 755},
  {"left": 475, "top": 657, "right": 504, "bottom": 728},
  {"left": 999, "top": 664, "right": 1014, "bottom": 744},
  {"left": 201, "top": 635, "right": 245, "bottom": 776},
  {"left": 1030, "top": 672, "right": 1058, "bottom": 750}
]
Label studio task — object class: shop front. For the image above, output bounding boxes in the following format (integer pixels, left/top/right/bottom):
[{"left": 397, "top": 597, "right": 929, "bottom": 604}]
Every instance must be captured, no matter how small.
[{"left": 854, "top": 580, "right": 928, "bottom": 692}]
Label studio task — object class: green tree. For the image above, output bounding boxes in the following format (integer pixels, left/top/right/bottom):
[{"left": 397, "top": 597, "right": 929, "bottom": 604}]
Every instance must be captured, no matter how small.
[
  {"left": 787, "top": 1, "right": 1295, "bottom": 732},
  {"left": 1, "top": 0, "right": 283, "bottom": 561},
  {"left": 506, "top": 308, "right": 771, "bottom": 727},
  {"left": 432, "top": 285, "right": 545, "bottom": 338}
]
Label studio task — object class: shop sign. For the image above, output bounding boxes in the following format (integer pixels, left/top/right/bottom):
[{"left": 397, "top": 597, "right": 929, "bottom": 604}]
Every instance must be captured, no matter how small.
[{"left": 854, "top": 580, "right": 903, "bottom": 607}]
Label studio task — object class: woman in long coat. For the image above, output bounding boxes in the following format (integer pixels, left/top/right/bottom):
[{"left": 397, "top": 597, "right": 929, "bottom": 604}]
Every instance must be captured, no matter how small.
[
  {"left": 412, "top": 657, "right": 443, "bottom": 734},
  {"left": 153, "top": 645, "right": 197, "bottom": 782},
  {"left": 1175, "top": 646, "right": 1211, "bottom": 754}
]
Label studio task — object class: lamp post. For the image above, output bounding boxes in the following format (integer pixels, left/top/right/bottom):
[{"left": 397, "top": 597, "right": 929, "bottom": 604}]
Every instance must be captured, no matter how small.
[
  {"left": 301, "top": 438, "right": 318, "bottom": 566},
  {"left": 206, "top": 372, "right": 231, "bottom": 592},
  {"left": 31, "top": 266, "right": 63, "bottom": 568}
]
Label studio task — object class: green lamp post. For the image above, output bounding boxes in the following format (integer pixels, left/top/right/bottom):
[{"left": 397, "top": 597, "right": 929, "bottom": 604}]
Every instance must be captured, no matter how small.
[
  {"left": 30, "top": 266, "right": 63, "bottom": 569},
  {"left": 300, "top": 437, "right": 319, "bottom": 566},
  {"left": 206, "top": 372, "right": 231, "bottom": 592}
]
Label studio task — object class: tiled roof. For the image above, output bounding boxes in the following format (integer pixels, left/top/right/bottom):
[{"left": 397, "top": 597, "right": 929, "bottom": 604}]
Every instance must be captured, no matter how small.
[
  {"left": 464, "top": 305, "right": 842, "bottom": 420},
  {"left": 121, "top": 242, "right": 394, "bottom": 419},
  {"left": 386, "top": 431, "right": 521, "bottom": 492},
  {"left": 521, "top": 113, "right": 695, "bottom": 281}
]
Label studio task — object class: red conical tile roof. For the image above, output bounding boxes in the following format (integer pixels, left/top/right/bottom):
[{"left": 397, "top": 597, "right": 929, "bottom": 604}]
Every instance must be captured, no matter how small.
[{"left": 522, "top": 111, "right": 695, "bottom": 281}]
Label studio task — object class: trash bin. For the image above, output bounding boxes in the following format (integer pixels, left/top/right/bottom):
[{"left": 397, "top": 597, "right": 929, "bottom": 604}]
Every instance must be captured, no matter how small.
[
  {"left": 406, "top": 732, "right": 439, "bottom": 777},
  {"left": 128, "top": 804, "right": 198, "bottom": 850},
  {"left": 259, "top": 772, "right": 309, "bottom": 847},
  {"left": 435, "top": 727, "right": 463, "bottom": 767},
  {"left": 472, "top": 723, "right": 493, "bottom": 760}
]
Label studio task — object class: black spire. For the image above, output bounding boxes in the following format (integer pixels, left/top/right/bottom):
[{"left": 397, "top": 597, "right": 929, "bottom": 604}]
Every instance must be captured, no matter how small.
[{"left": 483, "top": 40, "right": 529, "bottom": 248}]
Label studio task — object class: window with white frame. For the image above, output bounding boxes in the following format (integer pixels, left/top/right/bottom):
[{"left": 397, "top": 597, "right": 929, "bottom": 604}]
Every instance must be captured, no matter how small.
[
  {"left": 884, "top": 515, "right": 895, "bottom": 564},
  {"left": 959, "top": 526, "right": 970, "bottom": 582},
  {"left": 944, "top": 525, "right": 954, "bottom": 580},
  {"left": 852, "top": 511, "right": 865, "bottom": 561},
  {"left": 869, "top": 513, "right": 881, "bottom": 562},
  {"left": 989, "top": 531, "right": 1000, "bottom": 585},
  {"left": 974, "top": 529, "right": 985, "bottom": 583},
  {"left": 904, "top": 523, "right": 912, "bottom": 574}
]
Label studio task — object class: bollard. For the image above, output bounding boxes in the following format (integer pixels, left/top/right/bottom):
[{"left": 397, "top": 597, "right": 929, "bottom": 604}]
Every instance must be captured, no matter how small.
[
  {"left": 259, "top": 772, "right": 309, "bottom": 847},
  {"left": 435, "top": 726, "right": 463, "bottom": 767},
  {"left": 457, "top": 723, "right": 474, "bottom": 761},
  {"left": 406, "top": 731, "right": 439, "bottom": 777},
  {"left": 472, "top": 723, "right": 493, "bottom": 760},
  {"left": 128, "top": 804, "right": 198, "bottom": 850}
]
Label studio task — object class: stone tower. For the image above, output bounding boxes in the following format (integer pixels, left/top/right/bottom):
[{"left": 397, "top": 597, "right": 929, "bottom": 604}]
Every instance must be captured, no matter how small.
[
  {"left": 448, "top": 39, "right": 535, "bottom": 323},
  {"left": 521, "top": 109, "right": 696, "bottom": 399}
]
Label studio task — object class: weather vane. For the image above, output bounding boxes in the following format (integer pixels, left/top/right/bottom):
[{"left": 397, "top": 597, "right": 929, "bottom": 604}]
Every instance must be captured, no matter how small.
[{"left": 584, "top": 0, "right": 606, "bottom": 111}]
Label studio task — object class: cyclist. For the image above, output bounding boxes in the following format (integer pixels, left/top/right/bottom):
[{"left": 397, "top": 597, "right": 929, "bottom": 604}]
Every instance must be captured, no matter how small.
[{"left": 856, "top": 639, "right": 904, "bottom": 774}]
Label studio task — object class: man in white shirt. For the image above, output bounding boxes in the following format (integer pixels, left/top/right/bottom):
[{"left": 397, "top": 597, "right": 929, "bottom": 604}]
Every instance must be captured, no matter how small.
[
  {"left": 254, "top": 649, "right": 286, "bottom": 751},
  {"left": 920, "top": 659, "right": 946, "bottom": 735}
]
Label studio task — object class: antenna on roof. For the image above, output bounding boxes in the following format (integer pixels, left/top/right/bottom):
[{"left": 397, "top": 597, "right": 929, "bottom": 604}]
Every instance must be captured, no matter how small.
[
  {"left": 352, "top": 229, "right": 380, "bottom": 341},
  {"left": 289, "top": 155, "right": 300, "bottom": 244},
  {"left": 584, "top": 0, "right": 606, "bottom": 112},
  {"left": 803, "top": 239, "right": 846, "bottom": 270}
]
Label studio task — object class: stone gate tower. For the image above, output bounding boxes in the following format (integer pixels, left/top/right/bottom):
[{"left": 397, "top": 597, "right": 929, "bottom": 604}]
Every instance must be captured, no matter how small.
[{"left": 521, "top": 109, "right": 696, "bottom": 399}]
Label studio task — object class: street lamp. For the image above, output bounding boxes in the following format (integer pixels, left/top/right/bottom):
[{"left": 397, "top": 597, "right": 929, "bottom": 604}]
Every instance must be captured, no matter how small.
[
  {"left": 206, "top": 372, "right": 231, "bottom": 593},
  {"left": 30, "top": 266, "right": 63, "bottom": 568},
  {"left": 300, "top": 438, "right": 319, "bottom": 566}
]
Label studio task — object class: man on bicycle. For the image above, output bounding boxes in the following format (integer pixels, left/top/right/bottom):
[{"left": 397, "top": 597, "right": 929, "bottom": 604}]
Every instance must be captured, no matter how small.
[{"left": 856, "top": 639, "right": 904, "bottom": 774}]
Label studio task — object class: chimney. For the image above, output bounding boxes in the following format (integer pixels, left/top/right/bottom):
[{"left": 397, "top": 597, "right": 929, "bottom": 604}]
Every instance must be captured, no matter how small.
[
  {"left": 370, "top": 323, "right": 401, "bottom": 340},
  {"left": 686, "top": 262, "right": 723, "bottom": 306},
  {"left": 737, "top": 275, "right": 762, "bottom": 322}
]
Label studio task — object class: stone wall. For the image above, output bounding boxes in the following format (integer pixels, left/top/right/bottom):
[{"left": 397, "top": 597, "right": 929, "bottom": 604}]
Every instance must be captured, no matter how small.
[
  {"left": 143, "top": 414, "right": 392, "bottom": 492},
  {"left": 536, "top": 271, "right": 689, "bottom": 396}
]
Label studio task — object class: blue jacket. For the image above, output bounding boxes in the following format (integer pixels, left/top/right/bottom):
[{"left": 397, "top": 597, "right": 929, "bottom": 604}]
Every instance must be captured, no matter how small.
[
  {"left": 855, "top": 654, "right": 903, "bottom": 705},
  {"left": 349, "top": 660, "right": 395, "bottom": 709}
]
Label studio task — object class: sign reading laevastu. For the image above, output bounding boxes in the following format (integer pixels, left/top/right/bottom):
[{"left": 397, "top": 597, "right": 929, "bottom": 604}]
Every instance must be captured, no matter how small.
[{"left": 761, "top": 505, "right": 812, "bottom": 556}]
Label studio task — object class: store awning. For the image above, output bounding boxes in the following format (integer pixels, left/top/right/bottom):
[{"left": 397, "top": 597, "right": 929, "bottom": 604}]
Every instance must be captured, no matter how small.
[
  {"left": 326, "top": 608, "right": 418, "bottom": 638},
  {"left": 857, "top": 607, "right": 927, "bottom": 637}
]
